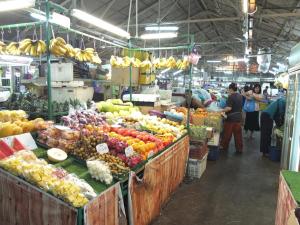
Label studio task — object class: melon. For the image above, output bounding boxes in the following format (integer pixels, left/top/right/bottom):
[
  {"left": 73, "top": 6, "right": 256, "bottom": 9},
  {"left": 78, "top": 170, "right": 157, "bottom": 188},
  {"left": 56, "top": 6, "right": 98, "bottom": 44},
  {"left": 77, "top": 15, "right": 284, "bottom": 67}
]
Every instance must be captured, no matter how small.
[
  {"left": 0, "top": 140, "right": 15, "bottom": 156},
  {"left": 47, "top": 148, "right": 67, "bottom": 162},
  {"left": 0, "top": 151, "right": 6, "bottom": 159}
]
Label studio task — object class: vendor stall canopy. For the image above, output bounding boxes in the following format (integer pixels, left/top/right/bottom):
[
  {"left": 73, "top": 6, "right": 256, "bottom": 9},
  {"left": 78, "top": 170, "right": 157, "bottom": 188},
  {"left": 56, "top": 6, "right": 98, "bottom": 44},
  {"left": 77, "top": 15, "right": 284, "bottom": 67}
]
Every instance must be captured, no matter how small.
[{"left": 0, "top": 0, "right": 299, "bottom": 78}]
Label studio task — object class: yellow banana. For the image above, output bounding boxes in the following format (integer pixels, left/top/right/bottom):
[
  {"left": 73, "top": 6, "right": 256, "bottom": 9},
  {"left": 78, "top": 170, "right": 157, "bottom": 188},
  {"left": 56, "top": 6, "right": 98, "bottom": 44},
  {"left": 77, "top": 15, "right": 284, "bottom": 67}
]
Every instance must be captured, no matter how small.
[{"left": 56, "top": 37, "right": 66, "bottom": 45}]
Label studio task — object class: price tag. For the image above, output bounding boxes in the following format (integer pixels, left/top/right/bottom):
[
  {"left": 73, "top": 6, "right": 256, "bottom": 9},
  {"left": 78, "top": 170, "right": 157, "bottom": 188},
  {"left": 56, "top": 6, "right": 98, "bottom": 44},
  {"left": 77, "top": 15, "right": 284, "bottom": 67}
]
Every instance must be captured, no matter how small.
[
  {"left": 96, "top": 143, "right": 109, "bottom": 154},
  {"left": 125, "top": 146, "right": 134, "bottom": 157}
]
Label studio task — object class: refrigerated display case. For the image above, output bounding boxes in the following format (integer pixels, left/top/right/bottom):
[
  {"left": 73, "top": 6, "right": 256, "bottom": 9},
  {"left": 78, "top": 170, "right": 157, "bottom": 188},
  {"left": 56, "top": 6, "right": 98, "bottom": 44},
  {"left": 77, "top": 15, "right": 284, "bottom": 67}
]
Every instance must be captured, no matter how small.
[{"left": 281, "top": 64, "right": 300, "bottom": 171}]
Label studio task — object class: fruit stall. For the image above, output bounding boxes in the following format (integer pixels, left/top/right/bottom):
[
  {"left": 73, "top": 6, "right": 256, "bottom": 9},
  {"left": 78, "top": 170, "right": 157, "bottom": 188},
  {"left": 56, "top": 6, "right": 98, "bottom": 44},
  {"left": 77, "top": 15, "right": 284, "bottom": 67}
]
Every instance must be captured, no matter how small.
[
  {"left": 0, "top": 1, "right": 218, "bottom": 225},
  {"left": 0, "top": 104, "right": 190, "bottom": 225}
]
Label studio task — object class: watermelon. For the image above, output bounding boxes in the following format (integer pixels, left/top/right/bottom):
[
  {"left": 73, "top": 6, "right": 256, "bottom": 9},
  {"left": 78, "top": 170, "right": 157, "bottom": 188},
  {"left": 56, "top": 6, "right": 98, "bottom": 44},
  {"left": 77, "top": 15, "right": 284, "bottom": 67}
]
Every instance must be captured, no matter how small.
[
  {"left": 12, "top": 137, "right": 26, "bottom": 151},
  {"left": 0, "top": 140, "right": 15, "bottom": 157},
  {"left": 0, "top": 151, "right": 6, "bottom": 159}
]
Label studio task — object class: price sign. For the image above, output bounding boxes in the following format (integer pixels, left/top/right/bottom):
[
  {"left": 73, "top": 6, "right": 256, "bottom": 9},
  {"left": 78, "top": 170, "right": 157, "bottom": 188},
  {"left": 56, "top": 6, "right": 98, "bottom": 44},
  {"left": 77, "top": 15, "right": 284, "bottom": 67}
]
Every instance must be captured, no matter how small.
[
  {"left": 96, "top": 143, "right": 109, "bottom": 154},
  {"left": 125, "top": 146, "right": 135, "bottom": 157}
]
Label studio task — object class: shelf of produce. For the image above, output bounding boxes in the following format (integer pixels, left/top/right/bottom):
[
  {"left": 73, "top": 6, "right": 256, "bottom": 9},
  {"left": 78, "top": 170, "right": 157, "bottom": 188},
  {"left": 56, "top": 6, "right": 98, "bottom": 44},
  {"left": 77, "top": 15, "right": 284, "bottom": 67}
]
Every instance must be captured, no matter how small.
[
  {"left": 275, "top": 171, "right": 299, "bottom": 225},
  {"left": 127, "top": 135, "right": 189, "bottom": 225},
  {"left": 0, "top": 163, "right": 126, "bottom": 225}
]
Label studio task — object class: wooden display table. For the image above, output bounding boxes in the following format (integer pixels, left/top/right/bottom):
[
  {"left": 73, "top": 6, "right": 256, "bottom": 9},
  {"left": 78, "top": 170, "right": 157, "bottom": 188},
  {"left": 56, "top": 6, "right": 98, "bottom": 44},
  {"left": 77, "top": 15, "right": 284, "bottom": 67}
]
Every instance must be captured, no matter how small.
[
  {"left": 275, "top": 171, "right": 300, "bottom": 225},
  {"left": 127, "top": 135, "right": 189, "bottom": 225},
  {"left": 0, "top": 167, "right": 127, "bottom": 225}
]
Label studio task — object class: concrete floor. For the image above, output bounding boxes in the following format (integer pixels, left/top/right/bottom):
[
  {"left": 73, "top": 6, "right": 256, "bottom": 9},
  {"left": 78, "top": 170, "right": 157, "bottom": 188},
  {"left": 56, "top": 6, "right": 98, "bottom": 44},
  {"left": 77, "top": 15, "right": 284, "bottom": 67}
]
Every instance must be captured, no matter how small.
[{"left": 152, "top": 133, "right": 280, "bottom": 225}]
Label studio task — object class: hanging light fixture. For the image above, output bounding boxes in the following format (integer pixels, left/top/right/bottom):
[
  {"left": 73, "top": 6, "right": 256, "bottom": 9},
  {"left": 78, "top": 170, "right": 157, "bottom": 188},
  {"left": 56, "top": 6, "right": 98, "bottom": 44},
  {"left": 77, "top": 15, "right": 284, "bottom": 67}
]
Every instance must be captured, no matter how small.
[
  {"left": 145, "top": 26, "right": 179, "bottom": 31},
  {"left": 0, "top": 0, "right": 35, "bottom": 12},
  {"left": 140, "top": 32, "right": 178, "bottom": 39},
  {"left": 71, "top": 9, "right": 130, "bottom": 39}
]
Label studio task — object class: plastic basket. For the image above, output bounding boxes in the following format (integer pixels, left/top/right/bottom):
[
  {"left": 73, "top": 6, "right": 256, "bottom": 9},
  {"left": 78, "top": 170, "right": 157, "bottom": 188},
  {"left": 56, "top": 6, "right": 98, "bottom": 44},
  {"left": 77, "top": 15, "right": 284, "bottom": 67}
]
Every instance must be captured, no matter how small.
[
  {"left": 188, "top": 153, "right": 207, "bottom": 179},
  {"left": 207, "top": 146, "right": 220, "bottom": 161},
  {"left": 269, "top": 146, "right": 281, "bottom": 162},
  {"left": 191, "top": 114, "right": 205, "bottom": 126},
  {"left": 189, "top": 125, "right": 207, "bottom": 141}
]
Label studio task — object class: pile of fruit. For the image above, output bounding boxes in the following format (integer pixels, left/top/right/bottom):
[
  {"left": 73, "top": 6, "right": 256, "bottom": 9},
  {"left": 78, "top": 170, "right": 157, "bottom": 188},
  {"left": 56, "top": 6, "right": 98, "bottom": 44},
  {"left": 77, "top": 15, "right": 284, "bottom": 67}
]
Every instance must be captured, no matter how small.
[
  {"left": 0, "top": 150, "right": 91, "bottom": 207},
  {"left": 66, "top": 129, "right": 107, "bottom": 160},
  {"left": 4, "top": 93, "right": 83, "bottom": 115},
  {"left": 191, "top": 108, "right": 208, "bottom": 126},
  {"left": 38, "top": 126, "right": 80, "bottom": 151},
  {"left": 61, "top": 110, "right": 108, "bottom": 130},
  {"left": 0, "top": 110, "right": 51, "bottom": 138}
]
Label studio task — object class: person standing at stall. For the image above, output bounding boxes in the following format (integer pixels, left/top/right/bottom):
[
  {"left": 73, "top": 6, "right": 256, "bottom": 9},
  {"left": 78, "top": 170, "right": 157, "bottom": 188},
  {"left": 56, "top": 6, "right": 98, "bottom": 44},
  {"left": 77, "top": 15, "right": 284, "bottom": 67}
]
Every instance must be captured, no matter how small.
[
  {"left": 243, "top": 84, "right": 263, "bottom": 139},
  {"left": 260, "top": 97, "right": 286, "bottom": 157},
  {"left": 220, "top": 83, "right": 243, "bottom": 153}
]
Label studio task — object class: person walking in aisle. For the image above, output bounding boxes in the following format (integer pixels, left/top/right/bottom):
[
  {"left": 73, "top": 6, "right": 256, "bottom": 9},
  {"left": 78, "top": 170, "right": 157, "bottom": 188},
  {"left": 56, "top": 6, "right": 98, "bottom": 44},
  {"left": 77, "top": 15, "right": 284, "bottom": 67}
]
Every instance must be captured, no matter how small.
[
  {"left": 260, "top": 97, "right": 286, "bottom": 157},
  {"left": 220, "top": 83, "right": 243, "bottom": 153},
  {"left": 243, "top": 84, "right": 263, "bottom": 139},
  {"left": 263, "top": 86, "right": 269, "bottom": 100}
]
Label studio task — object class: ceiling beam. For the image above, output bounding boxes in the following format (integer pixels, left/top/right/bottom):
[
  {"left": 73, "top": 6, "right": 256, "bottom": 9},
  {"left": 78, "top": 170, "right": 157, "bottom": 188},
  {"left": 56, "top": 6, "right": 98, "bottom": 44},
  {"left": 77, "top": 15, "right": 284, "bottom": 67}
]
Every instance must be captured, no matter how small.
[{"left": 101, "top": 0, "right": 117, "bottom": 18}]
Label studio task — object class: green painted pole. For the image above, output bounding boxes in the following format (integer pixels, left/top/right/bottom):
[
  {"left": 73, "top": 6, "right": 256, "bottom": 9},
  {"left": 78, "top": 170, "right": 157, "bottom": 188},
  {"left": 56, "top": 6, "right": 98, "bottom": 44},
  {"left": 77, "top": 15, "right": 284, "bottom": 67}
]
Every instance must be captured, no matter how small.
[
  {"left": 187, "top": 35, "right": 194, "bottom": 130},
  {"left": 128, "top": 39, "right": 132, "bottom": 102},
  {"left": 45, "top": 0, "right": 53, "bottom": 120},
  {"left": 0, "top": 21, "right": 45, "bottom": 30}
]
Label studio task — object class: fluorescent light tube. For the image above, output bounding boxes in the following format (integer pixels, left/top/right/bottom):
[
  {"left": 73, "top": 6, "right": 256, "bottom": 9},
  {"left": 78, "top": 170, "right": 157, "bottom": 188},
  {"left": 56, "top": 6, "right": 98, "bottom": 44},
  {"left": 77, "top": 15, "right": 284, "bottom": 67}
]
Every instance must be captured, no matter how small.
[
  {"left": 173, "top": 70, "right": 183, "bottom": 75},
  {"left": 140, "top": 32, "right": 177, "bottom": 39},
  {"left": 227, "top": 58, "right": 249, "bottom": 63},
  {"left": 160, "top": 68, "right": 170, "bottom": 74},
  {"left": 207, "top": 60, "right": 221, "bottom": 63},
  {"left": 145, "top": 26, "right": 179, "bottom": 31},
  {"left": 0, "top": 55, "right": 33, "bottom": 66},
  {"left": 242, "top": 0, "right": 248, "bottom": 13},
  {"left": 0, "top": 0, "right": 35, "bottom": 12},
  {"left": 71, "top": 9, "right": 130, "bottom": 39},
  {"left": 30, "top": 12, "right": 70, "bottom": 28}
]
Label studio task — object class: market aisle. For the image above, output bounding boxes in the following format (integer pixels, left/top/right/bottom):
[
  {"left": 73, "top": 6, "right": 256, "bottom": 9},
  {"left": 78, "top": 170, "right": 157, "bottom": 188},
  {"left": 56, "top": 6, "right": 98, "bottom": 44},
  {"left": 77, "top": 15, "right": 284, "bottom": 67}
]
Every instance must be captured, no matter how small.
[{"left": 151, "top": 133, "right": 280, "bottom": 225}]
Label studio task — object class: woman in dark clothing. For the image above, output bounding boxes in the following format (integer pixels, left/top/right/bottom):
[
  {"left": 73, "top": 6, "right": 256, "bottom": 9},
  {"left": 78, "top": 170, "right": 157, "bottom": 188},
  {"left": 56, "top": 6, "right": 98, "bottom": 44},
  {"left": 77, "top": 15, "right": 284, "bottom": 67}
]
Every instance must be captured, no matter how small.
[
  {"left": 220, "top": 83, "right": 243, "bottom": 153},
  {"left": 260, "top": 97, "right": 286, "bottom": 157},
  {"left": 243, "top": 84, "right": 263, "bottom": 139}
]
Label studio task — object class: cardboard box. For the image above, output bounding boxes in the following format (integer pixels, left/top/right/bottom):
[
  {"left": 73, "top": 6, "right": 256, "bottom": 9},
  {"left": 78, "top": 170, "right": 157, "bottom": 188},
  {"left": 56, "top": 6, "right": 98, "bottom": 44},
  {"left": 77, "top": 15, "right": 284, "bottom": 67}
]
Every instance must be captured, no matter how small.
[
  {"left": 50, "top": 63, "right": 73, "bottom": 82},
  {"left": 111, "top": 67, "right": 139, "bottom": 86},
  {"left": 139, "top": 104, "right": 161, "bottom": 114}
]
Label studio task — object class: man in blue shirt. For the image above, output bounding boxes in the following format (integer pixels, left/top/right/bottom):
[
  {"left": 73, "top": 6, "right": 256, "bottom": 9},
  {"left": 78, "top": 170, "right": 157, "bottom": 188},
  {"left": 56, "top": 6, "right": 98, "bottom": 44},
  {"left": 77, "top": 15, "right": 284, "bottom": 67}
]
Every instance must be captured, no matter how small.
[{"left": 260, "top": 97, "right": 286, "bottom": 156}]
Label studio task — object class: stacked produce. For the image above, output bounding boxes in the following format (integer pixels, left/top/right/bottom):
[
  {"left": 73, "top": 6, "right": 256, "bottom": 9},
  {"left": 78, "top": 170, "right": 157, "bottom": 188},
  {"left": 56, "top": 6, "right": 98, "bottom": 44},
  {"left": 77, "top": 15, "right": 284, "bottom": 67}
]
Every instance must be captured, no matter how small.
[
  {"left": 0, "top": 110, "right": 51, "bottom": 138},
  {"left": 65, "top": 127, "right": 107, "bottom": 160},
  {"left": 189, "top": 125, "right": 208, "bottom": 141},
  {"left": 204, "top": 112, "right": 222, "bottom": 132},
  {"left": 5, "top": 93, "right": 84, "bottom": 115},
  {"left": 90, "top": 153, "right": 130, "bottom": 175},
  {"left": 191, "top": 108, "right": 208, "bottom": 126},
  {"left": 139, "top": 115, "right": 186, "bottom": 138},
  {"left": 61, "top": 110, "right": 108, "bottom": 130},
  {"left": 38, "top": 126, "right": 80, "bottom": 151},
  {"left": 0, "top": 150, "right": 90, "bottom": 207},
  {"left": 87, "top": 160, "right": 113, "bottom": 185},
  {"left": 18, "top": 38, "right": 47, "bottom": 56}
]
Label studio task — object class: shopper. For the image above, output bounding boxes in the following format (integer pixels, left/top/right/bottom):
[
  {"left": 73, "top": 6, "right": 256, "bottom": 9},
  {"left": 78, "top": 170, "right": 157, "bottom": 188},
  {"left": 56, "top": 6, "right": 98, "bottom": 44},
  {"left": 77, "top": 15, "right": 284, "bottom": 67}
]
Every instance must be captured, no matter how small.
[
  {"left": 182, "top": 89, "right": 204, "bottom": 109},
  {"left": 220, "top": 83, "right": 243, "bottom": 153},
  {"left": 243, "top": 84, "right": 263, "bottom": 139},
  {"left": 260, "top": 97, "right": 286, "bottom": 157},
  {"left": 263, "top": 86, "right": 269, "bottom": 100}
]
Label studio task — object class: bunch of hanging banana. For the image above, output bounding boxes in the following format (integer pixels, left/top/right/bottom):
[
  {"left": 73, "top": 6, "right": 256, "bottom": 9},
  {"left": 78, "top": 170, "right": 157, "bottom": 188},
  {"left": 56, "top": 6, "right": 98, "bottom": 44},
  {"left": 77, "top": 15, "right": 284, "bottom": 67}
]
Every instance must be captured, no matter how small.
[
  {"left": 0, "top": 41, "right": 7, "bottom": 54},
  {"left": 19, "top": 39, "right": 47, "bottom": 57},
  {"left": 6, "top": 42, "right": 21, "bottom": 55},
  {"left": 166, "top": 56, "right": 177, "bottom": 69},
  {"left": 140, "top": 59, "right": 152, "bottom": 70},
  {"left": 75, "top": 48, "right": 94, "bottom": 62},
  {"left": 65, "top": 44, "right": 77, "bottom": 58},
  {"left": 178, "top": 58, "right": 190, "bottom": 70},
  {"left": 91, "top": 52, "right": 102, "bottom": 64},
  {"left": 50, "top": 37, "right": 68, "bottom": 57}
]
